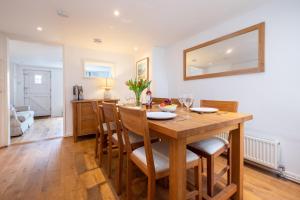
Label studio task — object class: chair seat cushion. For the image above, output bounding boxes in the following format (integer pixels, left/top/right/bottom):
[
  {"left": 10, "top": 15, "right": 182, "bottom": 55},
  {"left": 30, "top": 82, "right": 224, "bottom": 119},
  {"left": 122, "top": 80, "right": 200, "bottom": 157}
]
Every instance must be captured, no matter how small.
[
  {"left": 188, "top": 137, "right": 228, "bottom": 155},
  {"left": 132, "top": 142, "right": 199, "bottom": 173},
  {"left": 112, "top": 131, "right": 144, "bottom": 144}
]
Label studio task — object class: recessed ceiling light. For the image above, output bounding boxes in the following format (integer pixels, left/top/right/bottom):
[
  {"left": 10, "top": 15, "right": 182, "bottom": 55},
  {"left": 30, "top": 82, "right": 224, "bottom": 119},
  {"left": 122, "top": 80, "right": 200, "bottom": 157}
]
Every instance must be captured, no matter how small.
[
  {"left": 114, "top": 10, "right": 120, "bottom": 17},
  {"left": 93, "top": 38, "right": 102, "bottom": 44},
  {"left": 36, "top": 27, "right": 43, "bottom": 31},
  {"left": 226, "top": 48, "right": 233, "bottom": 54},
  {"left": 57, "top": 9, "right": 69, "bottom": 18},
  {"left": 133, "top": 47, "right": 139, "bottom": 51}
]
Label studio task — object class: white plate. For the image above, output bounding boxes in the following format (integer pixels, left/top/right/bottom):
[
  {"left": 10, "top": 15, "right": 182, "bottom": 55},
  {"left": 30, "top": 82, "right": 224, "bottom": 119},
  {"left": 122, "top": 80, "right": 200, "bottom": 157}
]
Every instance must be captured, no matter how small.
[
  {"left": 190, "top": 107, "right": 219, "bottom": 113},
  {"left": 146, "top": 112, "right": 177, "bottom": 120}
]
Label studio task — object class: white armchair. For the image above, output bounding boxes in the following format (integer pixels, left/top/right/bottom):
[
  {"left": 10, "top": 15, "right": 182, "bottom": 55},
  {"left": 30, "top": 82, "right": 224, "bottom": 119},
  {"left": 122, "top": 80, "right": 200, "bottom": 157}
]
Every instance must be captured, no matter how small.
[{"left": 10, "top": 105, "right": 34, "bottom": 137}]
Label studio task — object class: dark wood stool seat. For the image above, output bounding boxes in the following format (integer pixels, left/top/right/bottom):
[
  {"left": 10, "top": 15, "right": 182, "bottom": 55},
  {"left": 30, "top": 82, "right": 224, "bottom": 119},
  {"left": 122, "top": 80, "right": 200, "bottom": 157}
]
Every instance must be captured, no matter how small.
[{"left": 187, "top": 100, "right": 238, "bottom": 198}]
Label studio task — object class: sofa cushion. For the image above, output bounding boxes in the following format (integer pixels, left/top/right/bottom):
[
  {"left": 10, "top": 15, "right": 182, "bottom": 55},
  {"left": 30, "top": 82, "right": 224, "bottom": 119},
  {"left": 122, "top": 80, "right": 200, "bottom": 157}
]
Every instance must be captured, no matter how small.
[
  {"left": 16, "top": 111, "right": 34, "bottom": 122},
  {"left": 10, "top": 106, "right": 18, "bottom": 120},
  {"left": 15, "top": 105, "right": 31, "bottom": 112}
]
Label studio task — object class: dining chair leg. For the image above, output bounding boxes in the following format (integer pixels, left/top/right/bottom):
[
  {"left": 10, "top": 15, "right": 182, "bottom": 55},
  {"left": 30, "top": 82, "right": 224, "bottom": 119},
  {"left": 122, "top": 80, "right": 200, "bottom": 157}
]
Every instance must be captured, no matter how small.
[
  {"left": 108, "top": 135, "right": 113, "bottom": 178},
  {"left": 95, "top": 132, "right": 99, "bottom": 158},
  {"left": 207, "top": 155, "right": 214, "bottom": 197},
  {"left": 194, "top": 159, "right": 202, "bottom": 200},
  {"left": 115, "top": 148, "right": 123, "bottom": 195},
  {"left": 98, "top": 134, "right": 104, "bottom": 167},
  {"left": 201, "top": 158, "right": 204, "bottom": 174},
  {"left": 227, "top": 147, "right": 232, "bottom": 185},
  {"left": 126, "top": 159, "right": 133, "bottom": 200},
  {"left": 147, "top": 175, "right": 156, "bottom": 200}
]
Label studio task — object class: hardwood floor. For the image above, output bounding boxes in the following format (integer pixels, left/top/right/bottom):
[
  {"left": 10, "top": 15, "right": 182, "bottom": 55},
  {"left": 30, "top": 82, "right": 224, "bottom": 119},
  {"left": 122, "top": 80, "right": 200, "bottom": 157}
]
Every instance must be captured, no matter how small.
[
  {"left": 11, "top": 117, "right": 63, "bottom": 144},
  {"left": 0, "top": 137, "right": 299, "bottom": 200}
]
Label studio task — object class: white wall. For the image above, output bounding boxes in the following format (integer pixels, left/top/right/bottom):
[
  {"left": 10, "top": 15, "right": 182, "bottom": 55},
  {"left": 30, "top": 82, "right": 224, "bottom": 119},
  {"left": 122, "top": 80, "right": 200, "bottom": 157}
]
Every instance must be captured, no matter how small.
[
  {"left": 151, "top": 47, "right": 169, "bottom": 97},
  {"left": 163, "top": 0, "right": 300, "bottom": 180},
  {"left": 51, "top": 68, "right": 63, "bottom": 117},
  {"left": 134, "top": 47, "right": 169, "bottom": 97},
  {"left": 11, "top": 64, "right": 63, "bottom": 117},
  {"left": 9, "top": 62, "right": 16, "bottom": 105},
  {"left": 0, "top": 33, "right": 9, "bottom": 147},
  {"left": 64, "top": 45, "right": 135, "bottom": 136}
]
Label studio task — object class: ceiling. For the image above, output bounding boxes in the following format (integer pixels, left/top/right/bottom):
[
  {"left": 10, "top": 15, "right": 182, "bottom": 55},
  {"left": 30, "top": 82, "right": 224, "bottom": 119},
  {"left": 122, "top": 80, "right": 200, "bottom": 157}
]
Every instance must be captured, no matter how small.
[
  {"left": 0, "top": 0, "right": 271, "bottom": 54},
  {"left": 9, "top": 40, "right": 63, "bottom": 68}
]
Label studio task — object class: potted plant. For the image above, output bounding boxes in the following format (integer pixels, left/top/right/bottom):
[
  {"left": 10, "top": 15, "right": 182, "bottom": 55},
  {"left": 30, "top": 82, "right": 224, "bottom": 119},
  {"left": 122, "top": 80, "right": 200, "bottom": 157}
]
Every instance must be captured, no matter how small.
[{"left": 126, "top": 79, "right": 151, "bottom": 106}]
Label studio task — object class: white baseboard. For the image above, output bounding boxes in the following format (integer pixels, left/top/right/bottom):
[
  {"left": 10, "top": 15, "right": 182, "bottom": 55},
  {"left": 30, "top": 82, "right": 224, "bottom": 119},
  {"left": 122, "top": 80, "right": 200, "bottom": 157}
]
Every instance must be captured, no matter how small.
[
  {"left": 284, "top": 171, "right": 300, "bottom": 184},
  {"left": 64, "top": 133, "right": 73, "bottom": 137},
  {"left": 245, "top": 159, "right": 300, "bottom": 184}
]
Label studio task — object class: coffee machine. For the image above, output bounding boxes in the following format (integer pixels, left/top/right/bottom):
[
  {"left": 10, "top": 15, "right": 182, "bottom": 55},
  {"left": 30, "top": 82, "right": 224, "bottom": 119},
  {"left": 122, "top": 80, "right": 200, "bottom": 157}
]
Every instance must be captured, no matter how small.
[{"left": 73, "top": 85, "right": 84, "bottom": 100}]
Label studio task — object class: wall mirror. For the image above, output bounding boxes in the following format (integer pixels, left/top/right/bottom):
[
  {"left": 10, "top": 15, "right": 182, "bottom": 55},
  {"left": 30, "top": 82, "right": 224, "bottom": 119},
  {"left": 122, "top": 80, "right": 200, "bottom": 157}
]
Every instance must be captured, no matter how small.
[
  {"left": 83, "top": 60, "right": 114, "bottom": 78},
  {"left": 184, "top": 22, "right": 265, "bottom": 80}
]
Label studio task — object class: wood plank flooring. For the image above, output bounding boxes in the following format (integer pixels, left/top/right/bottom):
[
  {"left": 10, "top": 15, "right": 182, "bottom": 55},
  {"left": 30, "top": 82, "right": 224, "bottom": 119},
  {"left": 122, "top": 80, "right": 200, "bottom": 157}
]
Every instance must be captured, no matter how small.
[
  {"left": 0, "top": 137, "right": 299, "bottom": 200},
  {"left": 11, "top": 117, "right": 63, "bottom": 144}
]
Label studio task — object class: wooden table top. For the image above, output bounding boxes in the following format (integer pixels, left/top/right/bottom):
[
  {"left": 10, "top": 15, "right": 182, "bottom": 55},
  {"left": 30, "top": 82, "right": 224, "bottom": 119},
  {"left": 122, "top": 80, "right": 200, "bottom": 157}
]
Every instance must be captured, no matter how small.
[
  {"left": 147, "top": 107, "right": 253, "bottom": 139},
  {"left": 99, "top": 104, "right": 253, "bottom": 140}
]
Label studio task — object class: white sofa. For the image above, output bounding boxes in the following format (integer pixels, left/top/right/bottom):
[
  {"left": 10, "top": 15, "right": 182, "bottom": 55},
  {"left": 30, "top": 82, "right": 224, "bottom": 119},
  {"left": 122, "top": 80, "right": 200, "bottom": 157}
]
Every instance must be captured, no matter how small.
[{"left": 10, "top": 106, "right": 34, "bottom": 137}]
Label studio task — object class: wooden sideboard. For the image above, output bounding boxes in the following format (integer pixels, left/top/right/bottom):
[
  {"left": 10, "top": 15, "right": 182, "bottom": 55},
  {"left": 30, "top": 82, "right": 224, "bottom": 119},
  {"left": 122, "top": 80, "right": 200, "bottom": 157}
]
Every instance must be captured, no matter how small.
[{"left": 72, "top": 99, "right": 119, "bottom": 142}]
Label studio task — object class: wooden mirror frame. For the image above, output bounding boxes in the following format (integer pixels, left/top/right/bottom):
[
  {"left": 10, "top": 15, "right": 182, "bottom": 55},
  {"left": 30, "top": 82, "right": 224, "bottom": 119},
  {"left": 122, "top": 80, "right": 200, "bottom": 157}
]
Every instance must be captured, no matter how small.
[{"left": 183, "top": 22, "right": 265, "bottom": 80}]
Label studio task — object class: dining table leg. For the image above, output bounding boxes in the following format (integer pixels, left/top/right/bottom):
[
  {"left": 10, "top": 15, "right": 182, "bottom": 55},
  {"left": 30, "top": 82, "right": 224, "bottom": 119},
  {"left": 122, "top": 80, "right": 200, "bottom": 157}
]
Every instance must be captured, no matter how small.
[
  {"left": 231, "top": 123, "right": 244, "bottom": 200},
  {"left": 169, "top": 137, "right": 187, "bottom": 200}
]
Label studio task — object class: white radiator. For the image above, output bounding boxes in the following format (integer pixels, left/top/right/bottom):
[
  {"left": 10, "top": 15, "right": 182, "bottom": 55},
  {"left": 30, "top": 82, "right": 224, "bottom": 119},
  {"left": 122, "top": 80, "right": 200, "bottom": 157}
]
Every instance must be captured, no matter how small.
[{"left": 217, "top": 133, "right": 280, "bottom": 170}]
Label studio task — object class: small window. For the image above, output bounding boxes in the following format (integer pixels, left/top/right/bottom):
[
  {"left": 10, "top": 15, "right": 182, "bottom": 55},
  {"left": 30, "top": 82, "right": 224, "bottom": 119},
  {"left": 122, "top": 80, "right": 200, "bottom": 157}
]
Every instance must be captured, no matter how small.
[
  {"left": 84, "top": 61, "right": 114, "bottom": 78},
  {"left": 34, "top": 75, "right": 42, "bottom": 84}
]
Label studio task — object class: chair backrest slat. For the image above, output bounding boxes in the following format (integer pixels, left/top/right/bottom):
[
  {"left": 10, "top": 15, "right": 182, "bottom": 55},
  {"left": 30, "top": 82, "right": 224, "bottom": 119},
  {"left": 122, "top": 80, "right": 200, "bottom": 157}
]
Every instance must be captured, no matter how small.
[
  {"left": 102, "top": 102, "right": 123, "bottom": 149},
  {"left": 91, "top": 101, "right": 100, "bottom": 124},
  {"left": 93, "top": 102, "right": 107, "bottom": 134},
  {"left": 118, "top": 106, "right": 155, "bottom": 174},
  {"left": 102, "top": 102, "right": 117, "bottom": 123},
  {"left": 200, "top": 100, "right": 238, "bottom": 112},
  {"left": 118, "top": 107, "right": 147, "bottom": 137}
]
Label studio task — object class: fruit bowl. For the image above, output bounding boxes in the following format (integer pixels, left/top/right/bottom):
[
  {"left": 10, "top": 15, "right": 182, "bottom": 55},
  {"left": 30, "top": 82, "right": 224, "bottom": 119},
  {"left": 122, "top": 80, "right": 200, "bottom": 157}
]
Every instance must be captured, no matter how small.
[{"left": 158, "top": 104, "right": 177, "bottom": 112}]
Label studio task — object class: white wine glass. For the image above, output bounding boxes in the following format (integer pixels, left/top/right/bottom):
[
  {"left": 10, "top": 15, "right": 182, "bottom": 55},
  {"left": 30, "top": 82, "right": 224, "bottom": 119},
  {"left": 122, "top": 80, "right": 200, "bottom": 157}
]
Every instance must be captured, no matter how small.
[
  {"left": 183, "top": 94, "right": 194, "bottom": 118},
  {"left": 178, "top": 95, "right": 185, "bottom": 110}
]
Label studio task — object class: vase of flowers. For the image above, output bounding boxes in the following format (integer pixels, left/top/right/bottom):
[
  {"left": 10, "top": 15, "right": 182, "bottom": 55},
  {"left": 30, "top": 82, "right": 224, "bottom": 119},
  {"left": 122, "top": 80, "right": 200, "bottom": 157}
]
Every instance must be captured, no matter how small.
[{"left": 126, "top": 79, "right": 151, "bottom": 106}]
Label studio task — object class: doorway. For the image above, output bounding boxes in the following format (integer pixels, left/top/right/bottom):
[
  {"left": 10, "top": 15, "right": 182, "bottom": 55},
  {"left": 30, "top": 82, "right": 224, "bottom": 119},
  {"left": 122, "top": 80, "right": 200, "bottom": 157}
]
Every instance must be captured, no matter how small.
[
  {"left": 24, "top": 69, "right": 51, "bottom": 117},
  {"left": 8, "top": 39, "right": 64, "bottom": 144}
]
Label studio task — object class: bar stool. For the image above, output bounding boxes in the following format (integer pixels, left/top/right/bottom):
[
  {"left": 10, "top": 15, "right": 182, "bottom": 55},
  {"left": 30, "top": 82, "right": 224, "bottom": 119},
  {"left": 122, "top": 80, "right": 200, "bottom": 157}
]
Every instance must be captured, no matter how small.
[{"left": 187, "top": 100, "right": 238, "bottom": 197}]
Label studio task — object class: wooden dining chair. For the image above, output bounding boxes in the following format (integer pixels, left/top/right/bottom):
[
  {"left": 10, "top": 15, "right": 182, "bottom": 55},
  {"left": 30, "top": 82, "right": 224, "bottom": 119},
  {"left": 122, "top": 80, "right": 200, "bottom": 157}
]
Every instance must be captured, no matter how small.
[
  {"left": 102, "top": 102, "right": 154, "bottom": 195},
  {"left": 118, "top": 106, "right": 202, "bottom": 200},
  {"left": 187, "top": 100, "right": 238, "bottom": 197},
  {"left": 91, "top": 101, "right": 117, "bottom": 167},
  {"left": 91, "top": 101, "right": 102, "bottom": 158}
]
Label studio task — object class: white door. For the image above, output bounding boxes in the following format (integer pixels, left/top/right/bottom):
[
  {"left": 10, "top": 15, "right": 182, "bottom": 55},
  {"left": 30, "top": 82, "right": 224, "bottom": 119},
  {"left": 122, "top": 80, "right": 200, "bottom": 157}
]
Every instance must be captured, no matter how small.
[{"left": 24, "top": 70, "right": 51, "bottom": 117}]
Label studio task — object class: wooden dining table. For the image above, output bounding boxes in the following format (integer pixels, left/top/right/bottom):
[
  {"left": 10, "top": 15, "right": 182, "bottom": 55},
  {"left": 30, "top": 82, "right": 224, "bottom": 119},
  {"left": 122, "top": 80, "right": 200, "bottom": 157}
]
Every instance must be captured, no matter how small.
[
  {"left": 99, "top": 103, "right": 252, "bottom": 199},
  {"left": 146, "top": 107, "right": 253, "bottom": 200}
]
